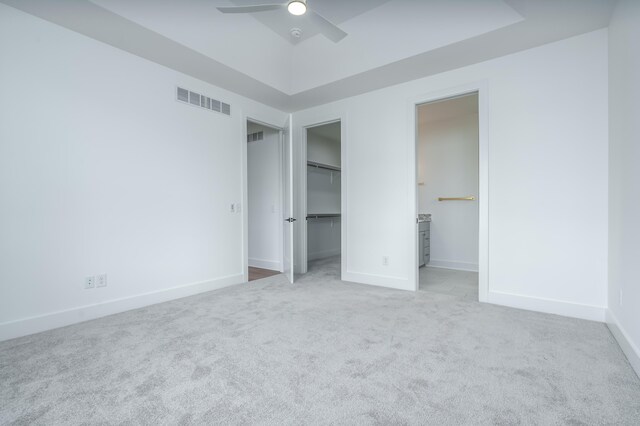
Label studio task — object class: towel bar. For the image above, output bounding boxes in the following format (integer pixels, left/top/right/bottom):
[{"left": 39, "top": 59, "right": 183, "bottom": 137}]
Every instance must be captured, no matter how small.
[{"left": 438, "top": 196, "right": 476, "bottom": 201}]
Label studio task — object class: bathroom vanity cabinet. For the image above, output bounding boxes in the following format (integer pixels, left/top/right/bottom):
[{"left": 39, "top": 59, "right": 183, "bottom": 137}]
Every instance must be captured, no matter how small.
[{"left": 419, "top": 220, "right": 430, "bottom": 267}]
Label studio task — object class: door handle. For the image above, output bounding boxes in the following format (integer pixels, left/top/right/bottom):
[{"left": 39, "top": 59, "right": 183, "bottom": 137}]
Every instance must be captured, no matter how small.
[{"left": 285, "top": 217, "right": 297, "bottom": 222}]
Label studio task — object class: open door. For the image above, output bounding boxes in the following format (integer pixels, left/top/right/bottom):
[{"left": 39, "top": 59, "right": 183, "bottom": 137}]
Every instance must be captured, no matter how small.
[{"left": 282, "top": 114, "right": 295, "bottom": 283}]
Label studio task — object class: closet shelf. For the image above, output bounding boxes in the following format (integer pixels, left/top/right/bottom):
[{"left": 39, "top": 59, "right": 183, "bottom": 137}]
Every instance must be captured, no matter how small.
[
  {"left": 306, "top": 213, "right": 341, "bottom": 220},
  {"left": 307, "top": 161, "right": 341, "bottom": 172}
]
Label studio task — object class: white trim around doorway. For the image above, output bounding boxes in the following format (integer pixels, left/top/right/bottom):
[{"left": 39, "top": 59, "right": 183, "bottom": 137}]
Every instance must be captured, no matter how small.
[
  {"left": 407, "top": 81, "right": 489, "bottom": 301},
  {"left": 296, "top": 113, "right": 348, "bottom": 281},
  {"left": 242, "top": 115, "right": 286, "bottom": 283}
]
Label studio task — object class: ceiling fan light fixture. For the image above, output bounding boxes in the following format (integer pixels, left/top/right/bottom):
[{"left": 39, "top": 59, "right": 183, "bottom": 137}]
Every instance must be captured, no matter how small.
[{"left": 287, "top": 0, "right": 306, "bottom": 16}]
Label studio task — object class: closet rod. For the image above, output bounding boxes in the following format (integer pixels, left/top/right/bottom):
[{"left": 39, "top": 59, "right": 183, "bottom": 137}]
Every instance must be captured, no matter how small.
[
  {"left": 307, "top": 161, "right": 341, "bottom": 172},
  {"left": 306, "top": 214, "right": 341, "bottom": 220}
]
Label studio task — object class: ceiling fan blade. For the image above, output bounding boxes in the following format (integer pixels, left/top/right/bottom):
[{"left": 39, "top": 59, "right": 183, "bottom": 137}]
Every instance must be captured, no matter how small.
[
  {"left": 308, "top": 9, "right": 347, "bottom": 42},
  {"left": 217, "top": 4, "right": 285, "bottom": 13}
]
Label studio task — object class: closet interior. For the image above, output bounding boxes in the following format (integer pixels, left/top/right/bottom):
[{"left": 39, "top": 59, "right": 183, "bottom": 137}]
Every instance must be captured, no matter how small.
[{"left": 306, "top": 121, "right": 341, "bottom": 270}]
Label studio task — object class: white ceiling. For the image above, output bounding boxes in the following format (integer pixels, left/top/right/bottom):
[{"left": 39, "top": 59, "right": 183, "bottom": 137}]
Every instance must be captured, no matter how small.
[
  {"left": 89, "top": 0, "right": 295, "bottom": 94},
  {"left": 0, "top": 0, "right": 617, "bottom": 111},
  {"left": 418, "top": 93, "right": 479, "bottom": 124},
  {"left": 289, "top": 0, "right": 523, "bottom": 94},
  {"left": 83, "top": 0, "right": 524, "bottom": 94},
  {"left": 228, "top": 0, "right": 391, "bottom": 45}
]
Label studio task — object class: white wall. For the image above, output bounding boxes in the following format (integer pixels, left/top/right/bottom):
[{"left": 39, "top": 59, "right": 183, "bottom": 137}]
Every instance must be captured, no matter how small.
[
  {"left": 307, "top": 218, "right": 341, "bottom": 261},
  {"left": 247, "top": 124, "right": 282, "bottom": 271},
  {"left": 607, "top": 0, "right": 640, "bottom": 376},
  {"left": 0, "top": 4, "right": 286, "bottom": 340},
  {"left": 307, "top": 167, "right": 341, "bottom": 215},
  {"left": 418, "top": 113, "right": 479, "bottom": 271},
  {"left": 307, "top": 134, "right": 341, "bottom": 168},
  {"left": 294, "top": 29, "right": 609, "bottom": 320}
]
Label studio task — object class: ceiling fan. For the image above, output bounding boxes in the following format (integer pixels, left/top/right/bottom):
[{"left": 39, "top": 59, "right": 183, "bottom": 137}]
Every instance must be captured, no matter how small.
[{"left": 217, "top": 0, "right": 348, "bottom": 42}]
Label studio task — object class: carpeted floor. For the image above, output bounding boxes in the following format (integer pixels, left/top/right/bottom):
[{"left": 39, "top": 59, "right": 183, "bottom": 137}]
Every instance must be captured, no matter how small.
[
  {"left": 419, "top": 266, "right": 479, "bottom": 301},
  {"left": 1, "top": 257, "right": 639, "bottom": 425}
]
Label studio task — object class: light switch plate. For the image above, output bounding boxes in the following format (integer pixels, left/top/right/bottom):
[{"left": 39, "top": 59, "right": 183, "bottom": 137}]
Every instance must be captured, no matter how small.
[{"left": 96, "top": 273, "right": 107, "bottom": 288}]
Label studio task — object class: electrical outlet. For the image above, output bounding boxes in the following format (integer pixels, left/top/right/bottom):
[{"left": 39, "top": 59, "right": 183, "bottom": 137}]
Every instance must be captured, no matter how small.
[
  {"left": 84, "top": 276, "right": 95, "bottom": 289},
  {"left": 96, "top": 273, "right": 107, "bottom": 288},
  {"left": 382, "top": 256, "right": 389, "bottom": 266},
  {"left": 230, "top": 203, "right": 235, "bottom": 213}
]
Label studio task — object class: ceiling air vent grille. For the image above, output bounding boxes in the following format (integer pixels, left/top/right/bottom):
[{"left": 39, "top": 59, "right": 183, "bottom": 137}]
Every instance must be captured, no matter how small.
[
  {"left": 247, "top": 131, "right": 264, "bottom": 143},
  {"left": 177, "top": 87, "right": 231, "bottom": 116}
]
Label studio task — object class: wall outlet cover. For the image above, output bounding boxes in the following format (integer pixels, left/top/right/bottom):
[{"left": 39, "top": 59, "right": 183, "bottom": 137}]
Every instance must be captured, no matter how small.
[{"left": 84, "top": 276, "right": 95, "bottom": 289}]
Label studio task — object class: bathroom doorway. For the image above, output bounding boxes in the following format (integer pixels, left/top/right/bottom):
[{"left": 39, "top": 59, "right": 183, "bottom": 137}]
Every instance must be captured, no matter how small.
[{"left": 415, "top": 92, "right": 481, "bottom": 300}]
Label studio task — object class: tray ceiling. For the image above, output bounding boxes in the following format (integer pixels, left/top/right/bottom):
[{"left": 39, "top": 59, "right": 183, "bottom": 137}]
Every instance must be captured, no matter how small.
[{"left": 0, "top": 0, "right": 617, "bottom": 111}]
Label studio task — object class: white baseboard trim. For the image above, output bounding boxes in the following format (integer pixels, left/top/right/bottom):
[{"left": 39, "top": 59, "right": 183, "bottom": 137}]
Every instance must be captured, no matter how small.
[
  {"left": 428, "top": 260, "right": 479, "bottom": 272},
  {"left": 248, "top": 258, "right": 282, "bottom": 271},
  {"left": 343, "top": 270, "right": 412, "bottom": 291},
  {"left": 0, "top": 273, "right": 244, "bottom": 342},
  {"left": 606, "top": 309, "right": 640, "bottom": 378},
  {"left": 308, "top": 248, "right": 341, "bottom": 261},
  {"left": 487, "top": 290, "right": 606, "bottom": 322}
]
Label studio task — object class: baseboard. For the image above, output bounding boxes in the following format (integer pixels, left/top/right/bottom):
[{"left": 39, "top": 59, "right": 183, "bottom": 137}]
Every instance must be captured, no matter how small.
[
  {"left": 248, "top": 258, "right": 282, "bottom": 271},
  {"left": 342, "top": 271, "right": 412, "bottom": 291},
  {"left": 606, "top": 309, "right": 640, "bottom": 378},
  {"left": 428, "top": 259, "right": 479, "bottom": 272},
  {"left": 308, "top": 248, "right": 341, "bottom": 261},
  {"left": 0, "top": 274, "right": 245, "bottom": 342},
  {"left": 487, "top": 290, "right": 606, "bottom": 322}
]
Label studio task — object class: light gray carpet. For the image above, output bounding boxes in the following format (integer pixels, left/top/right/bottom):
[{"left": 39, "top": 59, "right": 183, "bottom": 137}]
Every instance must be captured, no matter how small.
[
  {"left": 1, "top": 257, "right": 639, "bottom": 425},
  {"left": 419, "top": 266, "right": 479, "bottom": 301}
]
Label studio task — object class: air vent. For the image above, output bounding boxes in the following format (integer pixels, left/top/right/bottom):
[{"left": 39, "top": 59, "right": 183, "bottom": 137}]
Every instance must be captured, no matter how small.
[
  {"left": 189, "top": 91, "right": 200, "bottom": 106},
  {"left": 247, "top": 131, "right": 264, "bottom": 142},
  {"left": 177, "top": 87, "right": 189, "bottom": 102},
  {"left": 177, "top": 87, "right": 231, "bottom": 117}
]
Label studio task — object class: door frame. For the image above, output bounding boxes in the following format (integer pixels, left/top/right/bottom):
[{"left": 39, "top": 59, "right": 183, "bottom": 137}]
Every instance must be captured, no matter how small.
[
  {"left": 242, "top": 116, "right": 286, "bottom": 283},
  {"left": 296, "top": 113, "right": 347, "bottom": 278},
  {"left": 408, "top": 81, "right": 489, "bottom": 301}
]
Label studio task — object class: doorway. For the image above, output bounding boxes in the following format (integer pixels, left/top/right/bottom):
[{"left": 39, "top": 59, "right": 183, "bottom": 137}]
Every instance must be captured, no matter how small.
[
  {"left": 414, "top": 90, "right": 486, "bottom": 300},
  {"left": 303, "top": 121, "right": 342, "bottom": 278},
  {"left": 246, "top": 120, "right": 284, "bottom": 282}
]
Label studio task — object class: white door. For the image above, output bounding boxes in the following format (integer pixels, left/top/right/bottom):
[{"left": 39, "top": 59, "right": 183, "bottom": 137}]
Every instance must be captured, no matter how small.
[{"left": 282, "top": 114, "right": 295, "bottom": 283}]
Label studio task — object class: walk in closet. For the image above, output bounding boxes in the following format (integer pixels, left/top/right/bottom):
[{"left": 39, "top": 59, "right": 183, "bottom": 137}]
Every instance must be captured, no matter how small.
[{"left": 306, "top": 122, "right": 341, "bottom": 268}]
